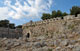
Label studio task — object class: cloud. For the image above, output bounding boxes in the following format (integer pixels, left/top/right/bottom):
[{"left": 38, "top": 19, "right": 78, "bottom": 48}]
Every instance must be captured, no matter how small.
[
  {"left": 0, "top": 7, "right": 9, "bottom": 20},
  {"left": 0, "top": 0, "right": 53, "bottom": 20}
]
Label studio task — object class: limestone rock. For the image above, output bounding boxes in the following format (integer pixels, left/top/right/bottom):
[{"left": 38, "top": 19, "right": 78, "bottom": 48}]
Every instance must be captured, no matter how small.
[
  {"left": 34, "top": 42, "right": 42, "bottom": 48},
  {"left": 60, "top": 39, "right": 69, "bottom": 46}
]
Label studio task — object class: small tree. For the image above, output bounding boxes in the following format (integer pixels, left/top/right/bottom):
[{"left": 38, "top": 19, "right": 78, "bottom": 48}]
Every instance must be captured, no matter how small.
[
  {"left": 56, "top": 10, "right": 63, "bottom": 17},
  {"left": 9, "top": 23, "right": 15, "bottom": 29},
  {"left": 52, "top": 10, "right": 57, "bottom": 18},
  {"left": 62, "top": 12, "right": 68, "bottom": 16},
  {"left": 70, "top": 6, "right": 80, "bottom": 17},
  {"left": 0, "top": 20, "right": 9, "bottom": 28},
  {"left": 41, "top": 13, "right": 51, "bottom": 20}
]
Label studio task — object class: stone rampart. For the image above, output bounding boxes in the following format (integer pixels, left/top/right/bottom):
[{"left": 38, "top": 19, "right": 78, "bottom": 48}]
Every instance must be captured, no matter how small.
[
  {"left": 22, "top": 14, "right": 80, "bottom": 38},
  {"left": 23, "top": 14, "right": 80, "bottom": 28}
]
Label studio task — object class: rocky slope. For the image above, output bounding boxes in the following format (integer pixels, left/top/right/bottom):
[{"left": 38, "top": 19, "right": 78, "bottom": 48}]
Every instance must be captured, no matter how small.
[{"left": 0, "top": 32, "right": 80, "bottom": 51}]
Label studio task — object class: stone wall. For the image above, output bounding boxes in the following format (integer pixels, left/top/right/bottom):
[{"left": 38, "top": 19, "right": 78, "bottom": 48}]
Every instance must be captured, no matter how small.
[
  {"left": 0, "top": 27, "right": 23, "bottom": 38},
  {"left": 23, "top": 14, "right": 80, "bottom": 28},
  {"left": 22, "top": 14, "right": 80, "bottom": 38}
]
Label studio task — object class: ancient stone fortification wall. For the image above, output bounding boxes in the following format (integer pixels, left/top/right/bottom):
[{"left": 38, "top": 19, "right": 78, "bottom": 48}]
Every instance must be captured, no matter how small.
[
  {"left": 0, "top": 27, "right": 23, "bottom": 38},
  {"left": 23, "top": 14, "right": 80, "bottom": 27},
  {"left": 22, "top": 14, "right": 80, "bottom": 38}
]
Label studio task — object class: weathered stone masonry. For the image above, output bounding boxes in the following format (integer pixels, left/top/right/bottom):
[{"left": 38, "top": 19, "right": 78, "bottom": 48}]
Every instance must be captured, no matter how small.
[
  {"left": 22, "top": 14, "right": 80, "bottom": 38},
  {"left": 0, "top": 27, "right": 23, "bottom": 38}
]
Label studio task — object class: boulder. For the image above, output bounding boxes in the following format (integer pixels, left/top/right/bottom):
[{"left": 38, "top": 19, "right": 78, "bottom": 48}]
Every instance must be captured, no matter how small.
[
  {"left": 60, "top": 39, "right": 69, "bottom": 46},
  {"left": 34, "top": 42, "right": 42, "bottom": 48}
]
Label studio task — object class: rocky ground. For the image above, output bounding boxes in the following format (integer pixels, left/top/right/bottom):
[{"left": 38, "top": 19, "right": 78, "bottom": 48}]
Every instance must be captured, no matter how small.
[{"left": 0, "top": 32, "right": 80, "bottom": 51}]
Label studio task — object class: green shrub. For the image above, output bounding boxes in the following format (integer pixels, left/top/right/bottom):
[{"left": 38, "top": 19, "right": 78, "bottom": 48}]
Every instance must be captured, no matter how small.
[{"left": 48, "top": 49, "right": 52, "bottom": 51}]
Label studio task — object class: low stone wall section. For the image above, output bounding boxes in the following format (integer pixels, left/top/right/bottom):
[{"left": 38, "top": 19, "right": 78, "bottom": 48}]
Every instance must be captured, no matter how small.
[{"left": 0, "top": 27, "right": 23, "bottom": 38}]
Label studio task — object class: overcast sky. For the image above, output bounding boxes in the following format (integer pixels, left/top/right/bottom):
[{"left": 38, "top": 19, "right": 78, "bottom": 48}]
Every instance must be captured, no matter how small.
[{"left": 0, "top": 0, "right": 80, "bottom": 25}]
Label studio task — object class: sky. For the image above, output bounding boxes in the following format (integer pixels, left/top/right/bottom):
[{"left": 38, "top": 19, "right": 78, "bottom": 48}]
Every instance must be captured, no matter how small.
[{"left": 0, "top": 0, "right": 80, "bottom": 26}]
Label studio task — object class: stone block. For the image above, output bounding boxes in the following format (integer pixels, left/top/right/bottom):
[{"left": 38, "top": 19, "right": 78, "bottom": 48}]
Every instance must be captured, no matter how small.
[
  {"left": 64, "top": 15, "right": 75, "bottom": 20},
  {"left": 78, "top": 14, "right": 80, "bottom": 17}
]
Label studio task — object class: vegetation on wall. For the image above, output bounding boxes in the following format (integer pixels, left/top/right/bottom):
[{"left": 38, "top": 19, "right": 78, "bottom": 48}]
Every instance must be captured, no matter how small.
[
  {"left": 70, "top": 6, "right": 80, "bottom": 17},
  {"left": 0, "top": 20, "right": 22, "bottom": 29},
  {"left": 41, "top": 10, "right": 68, "bottom": 20},
  {"left": 41, "top": 13, "right": 51, "bottom": 20},
  {"left": 41, "top": 6, "right": 80, "bottom": 20}
]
